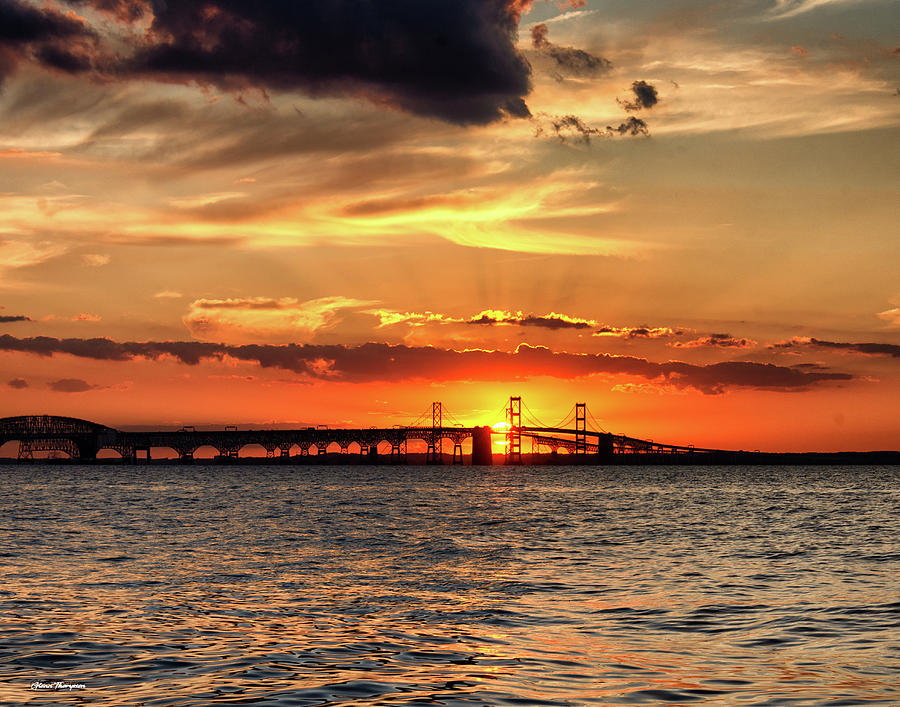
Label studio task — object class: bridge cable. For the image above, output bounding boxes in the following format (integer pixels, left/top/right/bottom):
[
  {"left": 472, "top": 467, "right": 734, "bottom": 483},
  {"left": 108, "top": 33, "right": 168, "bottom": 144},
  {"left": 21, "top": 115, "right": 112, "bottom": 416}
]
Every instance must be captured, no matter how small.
[
  {"left": 492, "top": 401, "right": 510, "bottom": 425},
  {"left": 586, "top": 408, "right": 608, "bottom": 433},
  {"left": 553, "top": 404, "right": 576, "bottom": 429},
  {"left": 407, "top": 406, "right": 432, "bottom": 428},
  {"left": 520, "top": 399, "right": 550, "bottom": 429},
  {"left": 441, "top": 407, "right": 465, "bottom": 427}
]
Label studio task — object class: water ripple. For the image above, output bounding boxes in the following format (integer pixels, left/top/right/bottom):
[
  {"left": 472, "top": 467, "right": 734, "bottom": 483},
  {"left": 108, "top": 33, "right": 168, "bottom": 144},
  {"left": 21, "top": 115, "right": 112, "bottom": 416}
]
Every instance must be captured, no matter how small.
[{"left": 0, "top": 463, "right": 898, "bottom": 705}]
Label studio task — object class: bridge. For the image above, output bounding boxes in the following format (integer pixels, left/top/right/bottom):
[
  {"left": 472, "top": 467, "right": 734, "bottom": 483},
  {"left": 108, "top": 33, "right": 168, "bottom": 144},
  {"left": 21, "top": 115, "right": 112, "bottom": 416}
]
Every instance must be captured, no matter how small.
[{"left": 0, "top": 398, "right": 722, "bottom": 464}]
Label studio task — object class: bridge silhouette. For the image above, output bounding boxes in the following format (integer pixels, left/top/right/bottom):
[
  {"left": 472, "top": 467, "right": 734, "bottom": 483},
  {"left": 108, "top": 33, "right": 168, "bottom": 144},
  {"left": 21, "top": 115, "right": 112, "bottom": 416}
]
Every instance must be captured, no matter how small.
[{"left": 0, "top": 397, "right": 731, "bottom": 465}]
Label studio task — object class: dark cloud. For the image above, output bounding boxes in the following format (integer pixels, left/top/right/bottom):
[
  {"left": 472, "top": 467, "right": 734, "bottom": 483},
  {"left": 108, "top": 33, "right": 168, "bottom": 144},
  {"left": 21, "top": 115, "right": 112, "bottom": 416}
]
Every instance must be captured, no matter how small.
[
  {"left": 619, "top": 80, "right": 659, "bottom": 111},
  {"left": 62, "top": 0, "right": 533, "bottom": 125},
  {"left": 468, "top": 312, "right": 593, "bottom": 329},
  {"left": 595, "top": 326, "right": 681, "bottom": 339},
  {"left": 606, "top": 116, "right": 650, "bottom": 136},
  {"left": 531, "top": 23, "right": 550, "bottom": 48},
  {"left": 0, "top": 0, "right": 97, "bottom": 81},
  {"left": 48, "top": 378, "right": 96, "bottom": 393},
  {"left": 0, "top": 0, "right": 89, "bottom": 44},
  {"left": 68, "top": 0, "right": 150, "bottom": 23},
  {"left": 772, "top": 337, "right": 900, "bottom": 359},
  {"left": 0, "top": 334, "right": 854, "bottom": 394},
  {"left": 0, "top": 315, "right": 31, "bottom": 323},
  {"left": 673, "top": 333, "right": 756, "bottom": 349},
  {"left": 545, "top": 114, "right": 603, "bottom": 144},
  {"left": 809, "top": 338, "right": 900, "bottom": 359},
  {"left": 539, "top": 113, "right": 650, "bottom": 143},
  {"left": 7, "top": 377, "right": 27, "bottom": 389},
  {"left": 529, "top": 21, "right": 611, "bottom": 80}
]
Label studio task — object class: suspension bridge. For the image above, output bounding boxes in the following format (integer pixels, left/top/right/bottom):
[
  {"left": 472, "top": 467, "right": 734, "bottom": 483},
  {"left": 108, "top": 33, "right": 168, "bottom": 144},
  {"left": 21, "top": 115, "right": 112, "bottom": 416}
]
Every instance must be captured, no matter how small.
[{"left": 0, "top": 397, "right": 737, "bottom": 464}]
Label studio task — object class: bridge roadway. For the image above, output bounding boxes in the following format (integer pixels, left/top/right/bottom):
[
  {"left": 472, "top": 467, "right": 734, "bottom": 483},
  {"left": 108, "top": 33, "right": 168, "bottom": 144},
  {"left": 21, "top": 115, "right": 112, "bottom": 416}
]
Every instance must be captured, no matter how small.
[
  {"left": 0, "top": 416, "right": 497, "bottom": 463},
  {"left": 0, "top": 415, "right": 712, "bottom": 463},
  {"left": 517, "top": 427, "right": 714, "bottom": 454}
]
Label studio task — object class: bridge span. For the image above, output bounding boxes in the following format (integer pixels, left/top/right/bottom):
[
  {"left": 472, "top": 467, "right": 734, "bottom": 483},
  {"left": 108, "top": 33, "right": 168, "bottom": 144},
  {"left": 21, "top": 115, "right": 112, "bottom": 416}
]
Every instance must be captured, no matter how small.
[{"left": 0, "top": 399, "right": 720, "bottom": 464}]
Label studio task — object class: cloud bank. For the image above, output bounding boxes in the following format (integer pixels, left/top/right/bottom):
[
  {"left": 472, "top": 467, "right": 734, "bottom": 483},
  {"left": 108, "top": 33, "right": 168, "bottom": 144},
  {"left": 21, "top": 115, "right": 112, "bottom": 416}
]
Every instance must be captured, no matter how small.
[
  {"left": 0, "top": 334, "right": 854, "bottom": 394},
  {"left": 2, "top": 0, "right": 538, "bottom": 124}
]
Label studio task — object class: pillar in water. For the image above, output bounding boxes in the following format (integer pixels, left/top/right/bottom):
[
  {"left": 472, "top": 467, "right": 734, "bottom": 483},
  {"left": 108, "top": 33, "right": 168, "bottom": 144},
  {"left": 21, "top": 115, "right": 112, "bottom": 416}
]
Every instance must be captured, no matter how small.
[{"left": 471, "top": 426, "right": 493, "bottom": 466}]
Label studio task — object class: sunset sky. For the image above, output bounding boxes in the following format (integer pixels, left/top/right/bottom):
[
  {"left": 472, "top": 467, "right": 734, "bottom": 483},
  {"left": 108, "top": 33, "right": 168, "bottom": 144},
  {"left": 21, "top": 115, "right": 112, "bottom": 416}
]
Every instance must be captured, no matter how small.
[{"left": 1, "top": 0, "right": 898, "bottom": 452}]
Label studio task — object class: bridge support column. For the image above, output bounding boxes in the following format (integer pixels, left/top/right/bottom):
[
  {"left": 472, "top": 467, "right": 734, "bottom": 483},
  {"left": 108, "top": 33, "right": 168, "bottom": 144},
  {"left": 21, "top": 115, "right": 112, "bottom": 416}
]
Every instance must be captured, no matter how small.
[
  {"left": 575, "top": 402, "right": 587, "bottom": 457},
  {"left": 452, "top": 441, "right": 463, "bottom": 465},
  {"left": 472, "top": 426, "right": 493, "bottom": 466},
  {"left": 596, "top": 433, "right": 614, "bottom": 460},
  {"left": 506, "top": 396, "right": 522, "bottom": 465},
  {"left": 427, "top": 436, "right": 443, "bottom": 464},
  {"left": 76, "top": 440, "right": 98, "bottom": 461}
]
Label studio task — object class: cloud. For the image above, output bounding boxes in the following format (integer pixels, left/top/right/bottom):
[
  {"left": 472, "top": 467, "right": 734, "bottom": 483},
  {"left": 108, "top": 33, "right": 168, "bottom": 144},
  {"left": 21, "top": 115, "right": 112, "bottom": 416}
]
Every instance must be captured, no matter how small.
[
  {"left": 542, "top": 114, "right": 603, "bottom": 144},
  {"left": 81, "top": 253, "right": 111, "bottom": 267},
  {"left": 0, "top": 334, "right": 855, "bottom": 394},
  {"left": 673, "top": 334, "right": 757, "bottom": 349},
  {"left": 531, "top": 23, "right": 550, "bottom": 48},
  {"left": 771, "top": 337, "right": 900, "bottom": 359},
  {"left": 73, "top": 313, "right": 102, "bottom": 322},
  {"left": 153, "top": 290, "right": 183, "bottom": 299},
  {"left": 7, "top": 377, "right": 27, "bottom": 388},
  {"left": 0, "top": 240, "right": 68, "bottom": 270},
  {"left": 467, "top": 309, "right": 597, "bottom": 329},
  {"left": 606, "top": 117, "right": 650, "bottom": 136},
  {"left": 0, "top": 148, "right": 62, "bottom": 159},
  {"left": 369, "top": 308, "right": 602, "bottom": 331},
  {"left": 48, "top": 378, "right": 96, "bottom": 393},
  {"left": 619, "top": 80, "right": 659, "bottom": 111},
  {"left": 59, "top": 0, "right": 535, "bottom": 125},
  {"left": 877, "top": 307, "right": 900, "bottom": 327},
  {"left": 767, "top": 0, "right": 866, "bottom": 19},
  {"left": 183, "top": 295, "right": 377, "bottom": 343},
  {"left": 0, "top": 315, "right": 31, "bottom": 323},
  {"left": 370, "top": 310, "right": 463, "bottom": 328},
  {"left": 0, "top": 0, "right": 98, "bottom": 83},
  {"left": 529, "top": 21, "right": 611, "bottom": 80},
  {"left": 594, "top": 326, "right": 682, "bottom": 339},
  {"left": 808, "top": 338, "right": 900, "bottom": 359}
]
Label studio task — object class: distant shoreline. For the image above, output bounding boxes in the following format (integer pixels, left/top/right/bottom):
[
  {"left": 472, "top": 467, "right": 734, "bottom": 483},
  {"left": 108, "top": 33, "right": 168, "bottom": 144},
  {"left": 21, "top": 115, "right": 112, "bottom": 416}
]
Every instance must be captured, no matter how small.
[{"left": 3, "top": 451, "right": 899, "bottom": 466}]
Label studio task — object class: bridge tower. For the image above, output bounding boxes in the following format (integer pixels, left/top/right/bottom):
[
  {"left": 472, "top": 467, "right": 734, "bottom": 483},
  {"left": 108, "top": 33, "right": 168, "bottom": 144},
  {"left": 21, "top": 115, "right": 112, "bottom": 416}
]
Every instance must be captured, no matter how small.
[
  {"left": 427, "top": 401, "right": 442, "bottom": 464},
  {"left": 506, "top": 396, "right": 522, "bottom": 465},
  {"left": 575, "top": 402, "right": 587, "bottom": 456}
]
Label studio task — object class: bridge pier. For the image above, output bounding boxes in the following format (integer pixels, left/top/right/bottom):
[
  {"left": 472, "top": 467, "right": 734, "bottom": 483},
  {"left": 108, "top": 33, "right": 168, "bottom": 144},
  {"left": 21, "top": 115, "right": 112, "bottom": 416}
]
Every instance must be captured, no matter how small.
[{"left": 472, "top": 426, "right": 493, "bottom": 466}]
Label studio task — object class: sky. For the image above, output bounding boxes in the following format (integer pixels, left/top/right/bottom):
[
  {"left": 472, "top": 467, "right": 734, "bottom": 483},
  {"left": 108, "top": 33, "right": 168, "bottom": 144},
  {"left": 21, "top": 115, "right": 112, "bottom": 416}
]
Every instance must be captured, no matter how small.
[{"left": 1, "top": 0, "right": 898, "bottom": 452}]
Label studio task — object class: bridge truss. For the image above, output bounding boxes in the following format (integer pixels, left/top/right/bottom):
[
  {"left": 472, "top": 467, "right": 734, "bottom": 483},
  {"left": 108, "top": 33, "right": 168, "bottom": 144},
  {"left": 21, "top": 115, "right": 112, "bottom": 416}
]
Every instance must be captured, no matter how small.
[{"left": 0, "top": 398, "right": 716, "bottom": 464}]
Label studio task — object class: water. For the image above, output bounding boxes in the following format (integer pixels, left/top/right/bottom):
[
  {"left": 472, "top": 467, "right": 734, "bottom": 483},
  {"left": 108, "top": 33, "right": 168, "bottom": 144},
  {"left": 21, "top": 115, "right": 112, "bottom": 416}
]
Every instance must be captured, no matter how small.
[{"left": 1, "top": 464, "right": 898, "bottom": 706}]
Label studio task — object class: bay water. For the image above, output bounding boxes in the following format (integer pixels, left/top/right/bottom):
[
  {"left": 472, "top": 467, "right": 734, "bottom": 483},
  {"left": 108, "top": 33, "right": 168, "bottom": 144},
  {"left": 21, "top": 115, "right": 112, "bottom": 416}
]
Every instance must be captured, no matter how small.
[{"left": 1, "top": 464, "right": 898, "bottom": 705}]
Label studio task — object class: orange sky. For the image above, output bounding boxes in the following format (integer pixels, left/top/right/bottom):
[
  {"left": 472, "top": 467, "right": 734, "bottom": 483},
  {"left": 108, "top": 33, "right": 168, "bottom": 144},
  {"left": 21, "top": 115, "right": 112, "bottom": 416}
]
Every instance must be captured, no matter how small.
[{"left": 1, "top": 0, "right": 898, "bottom": 452}]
